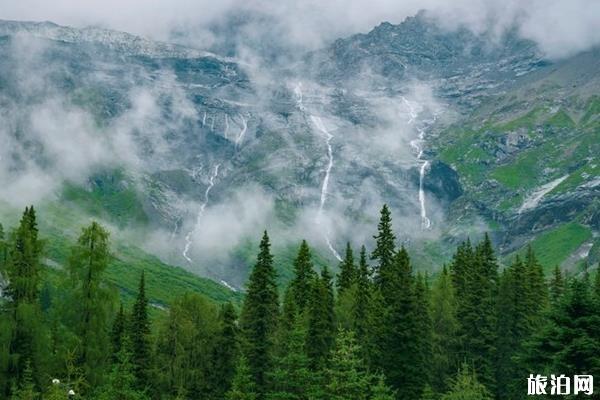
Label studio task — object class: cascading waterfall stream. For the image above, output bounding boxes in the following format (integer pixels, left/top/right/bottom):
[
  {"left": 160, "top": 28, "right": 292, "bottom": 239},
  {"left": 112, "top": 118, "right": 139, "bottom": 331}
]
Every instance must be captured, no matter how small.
[
  {"left": 235, "top": 113, "right": 248, "bottom": 146},
  {"left": 295, "top": 82, "right": 342, "bottom": 261},
  {"left": 182, "top": 164, "right": 221, "bottom": 263},
  {"left": 404, "top": 97, "right": 432, "bottom": 230}
]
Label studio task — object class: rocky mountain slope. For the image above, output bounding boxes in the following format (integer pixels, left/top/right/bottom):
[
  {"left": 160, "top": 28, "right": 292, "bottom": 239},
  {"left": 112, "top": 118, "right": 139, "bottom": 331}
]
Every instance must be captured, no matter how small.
[{"left": 0, "top": 13, "right": 597, "bottom": 288}]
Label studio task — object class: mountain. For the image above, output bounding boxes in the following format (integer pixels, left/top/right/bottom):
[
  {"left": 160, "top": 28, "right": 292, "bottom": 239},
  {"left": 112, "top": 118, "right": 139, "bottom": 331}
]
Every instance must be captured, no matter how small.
[{"left": 0, "top": 12, "right": 597, "bottom": 291}]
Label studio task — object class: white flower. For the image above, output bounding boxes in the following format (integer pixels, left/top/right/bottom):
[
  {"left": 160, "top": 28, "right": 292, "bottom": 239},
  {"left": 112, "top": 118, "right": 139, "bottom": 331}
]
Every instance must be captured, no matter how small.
[
  {"left": 51, "top": 378, "right": 60, "bottom": 385},
  {"left": 68, "top": 389, "right": 76, "bottom": 396}
]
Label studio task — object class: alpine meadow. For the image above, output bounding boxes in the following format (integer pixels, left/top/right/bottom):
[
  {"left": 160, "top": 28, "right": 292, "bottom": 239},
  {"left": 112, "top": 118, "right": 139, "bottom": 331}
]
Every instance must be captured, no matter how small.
[{"left": 0, "top": 1, "right": 599, "bottom": 399}]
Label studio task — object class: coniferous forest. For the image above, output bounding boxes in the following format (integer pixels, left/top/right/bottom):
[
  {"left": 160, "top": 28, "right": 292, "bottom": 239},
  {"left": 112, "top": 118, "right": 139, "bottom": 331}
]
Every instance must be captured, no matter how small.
[{"left": 1, "top": 205, "right": 599, "bottom": 400}]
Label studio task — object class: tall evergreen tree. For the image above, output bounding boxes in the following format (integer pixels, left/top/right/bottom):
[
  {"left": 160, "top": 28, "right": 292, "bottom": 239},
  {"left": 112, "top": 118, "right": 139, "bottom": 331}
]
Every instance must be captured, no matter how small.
[
  {"left": 371, "top": 204, "right": 396, "bottom": 284},
  {"left": 267, "top": 322, "right": 315, "bottom": 400},
  {"left": 380, "top": 247, "right": 429, "bottom": 399},
  {"left": 3, "top": 207, "right": 47, "bottom": 394},
  {"left": 130, "top": 271, "right": 151, "bottom": 390},
  {"left": 66, "top": 221, "right": 113, "bottom": 387},
  {"left": 289, "top": 240, "right": 316, "bottom": 312},
  {"left": 306, "top": 267, "right": 335, "bottom": 370},
  {"left": 451, "top": 235, "right": 498, "bottom": 392},
  {"left": 227, "top": 356, "right": 257, "bottom": 400},
  {"left": 524, "top": 245, "right": 548, "bottom": 315},
  {"left": 110, "top": 303, "right": 126, "bottom": 362},
  {"left": 353, "top": 246, "right": 371, "bottom": 345},
  {"left": 336, "top": 242, "right": 356, "bottom": 294},
  {"left": 430, "top": 266, "right": 460, "bottom": 394},
  {"left": 325, "top": 330, "right": 370, "bottom": 400},
  {"left": 210, "top": 302, "right": 239, "bottom": 399},
  {"left": 240, "top": 231, "right": 279, "bottom": 398},
  {"left": 97, "top": 337, "right": 147, "bottom": 400},
  {"left": 441, "top": 365, "right": 492, "bottom": 400},
  {"left": 549, "top": 265, "right": 565, "bottom": 304},
  {"left": 371, "top": 375, "right": 396, "bottom": 400}
]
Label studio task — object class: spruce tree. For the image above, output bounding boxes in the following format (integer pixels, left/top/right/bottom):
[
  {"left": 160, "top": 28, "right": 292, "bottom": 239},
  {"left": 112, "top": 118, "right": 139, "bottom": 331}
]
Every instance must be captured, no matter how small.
[
  {"left": 430, "top": 266, "right": 460, "bottom": 394},
  {"left": 97, "top": 337, "right": 147, "bottom": 400},
  {"left": 289, "top": 240, "right": 316, "bottom": 312},
  {"left": 336, "top": 242, "right": 356, "bottom": 294},
  {"left": 549, "top": 265, "right": 565, "bottom": 304},
  {"left": 240, "top": 231, "right": 279, "bottom": 398},
  {"left": 306, "top": 267, "right": 335, "bottom": 370},
  {"left": 380, "top": 247, "right": 428, "bottom": 399},
  {"left": 267, "top": 322, "right": 315, "bottom": 400},
  {"left": 227, "top": 356, "right": 257, "bottom": 400},
  {"left": 325, "top": 330, "right": 370, "bottom": 400},
  {"left": 111, "top": 303, "right": 126, "bottom": 361},
  {"left": 211, "top": 302, "right": 239, "bottom": 398},
  {"left": 441, "top": 365, "right": 492, "bottom": 400},
  {"left": 371, "top": 204, "right": 396, "bottom": 285},
  {"left": 524, "top": 245, "right": 548, "bottom": 315},
  {"left": 371, "top": 375, "right": 396, "bottom": 400},
  {"left": 3, "top": 207, "right": 46, "bottom": 394},
  {"left": 353, "top": 246, "right": 371, "bottom": 346},
  {"left": 130, "top": 271, "right": 151, "bottom": 390}
]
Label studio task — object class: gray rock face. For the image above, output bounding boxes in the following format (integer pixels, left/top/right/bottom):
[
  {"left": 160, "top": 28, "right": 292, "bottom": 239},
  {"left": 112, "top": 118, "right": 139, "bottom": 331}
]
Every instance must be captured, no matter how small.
[{"left": 0, "top": 14, "right": 597, "bottom": 277}]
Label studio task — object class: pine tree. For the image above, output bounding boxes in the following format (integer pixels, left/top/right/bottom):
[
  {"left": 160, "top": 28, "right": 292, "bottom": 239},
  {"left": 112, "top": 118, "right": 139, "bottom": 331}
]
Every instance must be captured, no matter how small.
[
  {"left": 441, "top": 365, "right": 492, "bottom": 400},
  {"left": 336, "top": 242, "right": 356, "bottom": 294},
  {"left": 524, "top": 245, "right": 548, "bottom": 315},
  {"left": 353, "top": 246, "right": 371, "bottom": 345},
  {"left": 371, "top": 375, "right": 396, "bottom": 400},
  {"left": 11, "top": 361, "right": 38, "bottom": 400},
  {"left": 430, "top": 266, "right": 460, "bottom": 394},
  {"left": 451, "top": 235, "right": 498, "bottom": 392},
  {"left": 227, "top": 356, "right": 257, "bottom": 400},
  {"left": 130, "top": 271, "right": 151, "bottom": 390},
  {"left": 594, "top": 265, "right": 600, "bottom": 304},
  {"left": 210, "top": 302, "right": 239, "bottom": 398},
  {"left": 97, "top": 337, "right": 147, "bottom": 400},
  {"left": 111, "top": 303, "right": 126, "bottom": 361},
  {"left": 380, "top": 247, "right": 429, "bottom": 398},
  {"left": 325, "top": 330, "right": 370, "bottom": 400},
  {"left": 3, "top": 207, "right": 47, "bottom": 394},
  {"left": 306, "top": 267, "right": 335, "bottom": 370},
  {"left": 523, "top": 277, "right": 600, "bottom": 393},
  {"left": 240, "top": 231, "right": 279, "bottom": 398},
  {"left": 267, "top": 322, "right": 315, "bottom": 400},
  {"left": 496, "top": 256, "right": 532, "bottom": 400},
  {"left": 371, "top": 204, "right": 396, "bottom": 285},
  {"left": 289, "top": 240, "right": 316, "bottom": 312},
  {"left": 549, "top": 265, "right": 565, "bottom": 304},
  {"left": 66, "top": 221, "right": 113, "bottom": 386}
]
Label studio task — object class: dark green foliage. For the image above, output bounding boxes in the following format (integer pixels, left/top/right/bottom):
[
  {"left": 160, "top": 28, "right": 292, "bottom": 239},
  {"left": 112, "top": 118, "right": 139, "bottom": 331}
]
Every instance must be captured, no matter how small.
[
  {"left": 451, "top": 235, "right": 498, "bottom": 391},
  {"left": 289, "top": 240, "right": 316, "bottom": 312},
  {"left": 306, "top": 267, "right": 335, "bottom": 370},
  {"left": 111, "top": 303, "right": 126, "bottom": 360},
  {"left": 380, "top": 247, "right": 431, "bottom": 399},
  {"left": 353, "top": 246, "right": 371, "bottom": 344},
  {"left": 210, "top": 302, "right": 239, "bottom": 398},
  {"left": 130, "top": 271, "right": 151, "bottom": 390},
  {"left": 2, "top": 207, "right": 47, "bottom": 395},
  {"left": 0, "top": 204, "right": 598, "bottom": 400},
  {"left": 227, "top": 356, "right": 257, "bottom": 400},
  {"left": 371, "top": 204, "right": 396, "bottom": 284},
  {"left": 549, "top": 265, "right": 565, "bottom": 303},
  {"left": 97, "top": 337, "right": 147, "bottom": 400},
  {"left": 429, "top": 266, "right": 459, "bottom": 394},
  {"left": 523, "top": 276, "right": 600, "bottom": 395},
  {"left": 154, "top": 292, "right": 220, "bottom": 398},
  {"left": 336, "top": 242, "right": 356, "bottom": 294},
  {"left": 65, "top": 221, "right": 114, "bottom": 387},
  {"left": 324, "top": 330, "right": 370, "bottom": 400},
  {"left": 441, "top": 365, "right": 493, "bottom": 400},
  {"left": 267, "top": 323, "right": 315, "bottom": 400},
  {"left": 240, "top": 231, "right": 279, "bottom": 398}
]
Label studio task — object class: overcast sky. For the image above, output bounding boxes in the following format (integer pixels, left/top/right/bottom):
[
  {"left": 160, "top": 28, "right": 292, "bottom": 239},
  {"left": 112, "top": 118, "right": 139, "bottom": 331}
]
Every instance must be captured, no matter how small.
[{"left": 1, "top": 0, "right": 599, "bottom": 58}]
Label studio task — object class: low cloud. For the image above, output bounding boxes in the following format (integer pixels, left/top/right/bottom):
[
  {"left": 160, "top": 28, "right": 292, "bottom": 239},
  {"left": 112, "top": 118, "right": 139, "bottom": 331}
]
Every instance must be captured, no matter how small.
[{"left": 1, "top": 0, "right": 598, "bottom": 59}]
